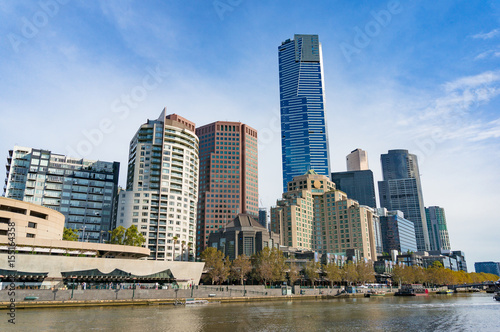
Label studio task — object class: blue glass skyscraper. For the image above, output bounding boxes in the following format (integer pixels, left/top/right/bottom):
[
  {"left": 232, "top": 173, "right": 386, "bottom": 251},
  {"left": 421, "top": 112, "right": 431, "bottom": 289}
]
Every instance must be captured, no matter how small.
[{"left": 279, "top": 34, "right": 331, "bottom": 192}]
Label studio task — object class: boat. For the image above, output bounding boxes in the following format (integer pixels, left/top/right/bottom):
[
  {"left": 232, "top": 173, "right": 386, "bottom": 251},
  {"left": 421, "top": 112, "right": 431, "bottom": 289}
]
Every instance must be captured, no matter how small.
[
  {"left": 364, "top": 290, "right": 386, "bottom": 297},
  {"left": 436, "top": 289, "right": 454, "bottom": 295},
  {"left": 185, "top": 298, "right": 209, "bottom": 305},
  {"left": 494, "top": 293, "right": 500, "bottom": 302},
  {"left": 395, "top": 284, "right": 428, "bottom": 296}
]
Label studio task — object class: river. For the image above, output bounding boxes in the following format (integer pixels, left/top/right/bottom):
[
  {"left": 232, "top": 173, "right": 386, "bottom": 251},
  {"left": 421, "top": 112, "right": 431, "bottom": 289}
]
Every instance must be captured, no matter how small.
[{"left": 2, "top": 293, "right": 499, "bottom": 331}]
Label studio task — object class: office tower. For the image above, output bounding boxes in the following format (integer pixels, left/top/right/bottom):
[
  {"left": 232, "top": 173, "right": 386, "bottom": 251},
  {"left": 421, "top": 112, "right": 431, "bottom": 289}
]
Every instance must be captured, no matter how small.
[
  {"left": 474, "top": 262, "right": 500, "bottom": 276},
  {"left": 258, "top": 207, "right": 268, "bottom": 229},
  {"left": 118, "top": 110, "right": 199, "bottom": 260},
  {"left": 346, "top": 148, "right": 369, "bottom": 171},
  {"left": 331, "top": 170, "right": 376, "bottom": 208},
  {"left": 196, "top": 121, "right": 258, "bottom": 257},
  {"left": 4, "top": 146, "right": 119, "bottom": 242},
  {"left": 271, "top": 170, "right": 377, "bottom": 260},
  {"left": 377, "top": 208, "right": 418, "bottom": 254},
  {"left": 425, "top": 206, "right": 451, "bottom": 251},
  {"left": 279, "top": 34, "right": 331, "bottom": 192},
  {"left": 378, "top": 149, "right": 430, "bottom": 251}
]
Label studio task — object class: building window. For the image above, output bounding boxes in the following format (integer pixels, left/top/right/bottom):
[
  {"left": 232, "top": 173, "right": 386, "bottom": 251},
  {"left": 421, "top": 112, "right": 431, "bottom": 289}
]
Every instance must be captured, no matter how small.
[
  {"left": 28, "top": 222, "right": 37, "bottom": 228},
  {"left": 26, "top": 233, "right": 35, "bottom": 238}
]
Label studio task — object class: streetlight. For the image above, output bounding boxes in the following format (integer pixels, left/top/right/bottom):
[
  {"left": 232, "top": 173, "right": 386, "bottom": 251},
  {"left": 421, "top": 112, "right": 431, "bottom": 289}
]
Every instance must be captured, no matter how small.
[
  {"left": 132, "top": 277, "right": 137, "bottom": 300},
  {"left": 70, "top": 276, "right": 76, "bottom": 299}
]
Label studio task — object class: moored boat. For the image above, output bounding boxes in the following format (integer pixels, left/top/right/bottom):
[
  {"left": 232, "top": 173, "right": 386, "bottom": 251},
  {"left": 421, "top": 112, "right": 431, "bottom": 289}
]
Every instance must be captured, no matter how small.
[
  {"left": 436, "top": 289, "right": 454, "bottom": 295},
  {"left": 494, "top": 293, "right": 500, "bottom": 302},
  {"left": 395, "top": 284, "right": 428, "bottom": 296}
]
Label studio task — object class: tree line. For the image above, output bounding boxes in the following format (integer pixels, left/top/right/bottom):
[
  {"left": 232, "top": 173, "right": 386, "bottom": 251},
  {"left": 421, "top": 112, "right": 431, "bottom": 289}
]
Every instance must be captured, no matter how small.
[
  {"left": 201, "top": 247, "right": 499, "bottom": 287},
  {"left": 391, "top": 261, "right": 498, "bottom": 286},
  {"left": 200, "top": 247, "right": 376, "bottom": 286}
]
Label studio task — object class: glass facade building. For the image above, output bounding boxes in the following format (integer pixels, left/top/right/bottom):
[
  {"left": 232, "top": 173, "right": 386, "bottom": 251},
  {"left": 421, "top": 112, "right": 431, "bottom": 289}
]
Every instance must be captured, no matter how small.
[
  {"left": 279, "top": 34, "right": 331, "bottom": 192},
  {"left": 4, "top": 146, "right": 119, "bottom": 242},
  {"left": 118, "top": 110, "right": 199, "bottom": 260},
  {"left": 378, "top": 209, "right": 418, "bottom": 254},
  {"left": 474, "top": 261, "right": 500, "bottom": 275},
  {"left": 195, "top": 121, "right": 258, "bottom": 257},
  {"left": 425, "top": 206, "right": 451, "bottom": 251},
  {"left": 331, "top": 170, "right": 377, "bottom": 209},
  {"left": 378, "top": 149, "right": 430, "bottom": 251}
]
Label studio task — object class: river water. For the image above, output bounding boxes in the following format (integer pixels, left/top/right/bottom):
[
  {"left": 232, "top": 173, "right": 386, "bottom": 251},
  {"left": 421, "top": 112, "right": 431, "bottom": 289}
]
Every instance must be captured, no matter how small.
[{"left": 2, "top": 293, "right": 499, "bottom": 331}]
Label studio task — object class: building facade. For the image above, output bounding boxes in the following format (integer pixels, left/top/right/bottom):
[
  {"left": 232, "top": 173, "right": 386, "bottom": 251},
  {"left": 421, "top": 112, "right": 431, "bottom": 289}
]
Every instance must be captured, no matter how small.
[
  {"left": 258, "top": 207, "right": 267, "bottom": 229},
  {"left": 118, "top": 110, "right": 199, "bottom": 261},
  {"left": 208, "top": 214, "right": 280, "bottom": 260},
  {"left": 346, "top": 148, "right": 369, "bottom": 171},
  {"left": 195, "top": 121, "right": 258, "bottom": 257},
  {"left": 271, "top": 171, "right": 377, "bottom": 260},
  {"left": 474, "top": 261, "right": 500, "bottom": 276},
  {"left": 331, "top": 170, "right": 376, "bottom": 209},
  {"left": 0, "top": 196, "right": 205, "bottom": 288},
  {"left": 4, "top": 146, "right": 119, "bottom": 242},
  {"left": 425, "top": 206, "right": 451, "bottom": 251},
  {"left": 378, "top": 149, "right": 430, "bottom": 251},
  {"left": 279, "top": 34, "right": 331, "bottom": 192},
  {"left": 377, "top": 208, "right": 418, "bottom": 254}
]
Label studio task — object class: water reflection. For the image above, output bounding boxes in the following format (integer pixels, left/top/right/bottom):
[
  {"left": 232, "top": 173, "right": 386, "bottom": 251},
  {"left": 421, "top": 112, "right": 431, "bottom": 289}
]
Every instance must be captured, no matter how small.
[{"left": 3, "top": 294, "right": 498, "bottom": 331}]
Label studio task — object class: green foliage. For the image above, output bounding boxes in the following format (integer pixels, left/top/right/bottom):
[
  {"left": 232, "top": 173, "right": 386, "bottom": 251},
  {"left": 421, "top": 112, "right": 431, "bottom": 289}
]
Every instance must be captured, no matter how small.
[
  {"left": 341, "top": 261, "right": 358, "bottom": 285},
  {"left": 323, "top": 263, "right": 342, "bottom": 286},
  {"left": 303, "top": 261, "right": 321, "bottom": 285},
  {"left": 109, "top": 225, "right": 145, "bottom": 247},
  {"left": 109, "top": 226, "right": 126, "bottom": 244},
  {"left": 201, "top": 247, "right": 230, "bottom": 285},
  {"left": 62, "top": 227, "right": 78, "bottom": 241},
  {"left": 355, "top": 261, "right": 376, "bottom": 284},
  {"left": 123, "top": 225, "right": 146, "bottom": 247}
]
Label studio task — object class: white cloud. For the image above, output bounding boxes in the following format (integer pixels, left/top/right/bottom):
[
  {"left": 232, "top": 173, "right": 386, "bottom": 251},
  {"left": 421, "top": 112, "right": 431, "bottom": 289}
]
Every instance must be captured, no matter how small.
[{"left": 472, "top": 29, "right": 500, "bottom": 40}]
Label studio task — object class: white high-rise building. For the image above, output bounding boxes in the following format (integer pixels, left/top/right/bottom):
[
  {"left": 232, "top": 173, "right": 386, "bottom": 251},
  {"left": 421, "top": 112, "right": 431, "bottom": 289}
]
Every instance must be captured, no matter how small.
[{"left": 117, "top": 109, "right": 199, "bottom": 261}]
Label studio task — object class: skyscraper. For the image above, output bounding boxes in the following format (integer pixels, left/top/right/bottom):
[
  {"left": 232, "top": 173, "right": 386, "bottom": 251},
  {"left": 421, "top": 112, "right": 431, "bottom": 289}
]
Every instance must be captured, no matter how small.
[
  {"left": 346, "top": 148, "right": 369, "bottom": 171},
  {"left": 4, "top": 146, "right": 119, "bottom": 242},
  {"left": 279, "top": 34, "right": 331, "bottom": 192},
  {"left": 378, "top": 149, "right": 430, "bottom": 251},
  {"left": 377, "top": 208, "right": 418, "bottom": 254},
  {"left": 118, "top": 110, "right": 199, "bottom": 260},
  {"left": 425, "top": 206, "right": 451, "bottom": 251},
  {"left": 196, "top": 121, "right": 258, "bottom": 257},
  {"left": 331, "top": 148, "right": 376, "bottom": 208}
]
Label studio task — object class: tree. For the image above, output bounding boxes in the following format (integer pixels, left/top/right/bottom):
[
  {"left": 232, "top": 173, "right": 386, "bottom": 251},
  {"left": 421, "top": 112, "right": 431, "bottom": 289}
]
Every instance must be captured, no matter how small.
[
  {"left": 123, "top": 225, "right": 146, "bottom": 247},
  {"left": 172, "top": 236, "right": 179, "bottom": 261},
  {"left": 200, "top": 247, "right": 230, "bottom": 285},
  {"left": 303, "top": 261, "right": 321, "bottom": 286},
  {"left": 356, "top": 261, "right": 375, "bottom": 284},
  {"left": 181, "top": 240, "right": 186, "bottom": 261},
  {"left": 109, "top": 226, "right": 126, "bottom": 245},
  {"left": 323, "top": 263, "right": 342, "bottom": 287},
  {"left": 341, "top": 261, "right": 358, "bottom": 285},
  {"left": 231, "top": 254, "right": 252, "bottom": 285},
  {"left": 252, "top": 247, "right": 286, "bottom": 286},
  {"left": 288, "top": 262, "right": 300, "bottom": 286},
  {"left": 187, "top": 242, "right": 193, "bottom": 262},
  {"left": 63, "top": 227, "right": 78, "bottom": 241}
]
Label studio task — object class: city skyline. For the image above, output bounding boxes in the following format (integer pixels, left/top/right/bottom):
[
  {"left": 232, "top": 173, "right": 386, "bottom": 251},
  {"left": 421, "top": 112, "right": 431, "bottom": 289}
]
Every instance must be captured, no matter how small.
[{"left": 1, "top": 1, "right": 499, "bottom": 265}]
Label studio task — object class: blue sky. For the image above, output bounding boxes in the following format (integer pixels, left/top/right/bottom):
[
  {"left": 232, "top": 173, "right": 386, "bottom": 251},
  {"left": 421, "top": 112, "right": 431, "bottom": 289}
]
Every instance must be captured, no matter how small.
[{"left": 1, "top": 0, "right": 499, "bottom": 267}]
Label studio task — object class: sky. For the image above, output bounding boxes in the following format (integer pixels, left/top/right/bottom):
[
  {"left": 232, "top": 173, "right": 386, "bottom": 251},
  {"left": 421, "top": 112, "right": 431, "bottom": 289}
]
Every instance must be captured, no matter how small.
[{"left": 1, "top": 0, "right": 499, "bottom": 268}]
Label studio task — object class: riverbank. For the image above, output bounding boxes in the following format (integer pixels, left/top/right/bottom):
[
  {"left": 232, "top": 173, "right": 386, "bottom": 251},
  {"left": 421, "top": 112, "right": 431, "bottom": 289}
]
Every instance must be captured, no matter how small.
[
  {"left": 0, "top": 293, "right": 382, "bottom": 310},
  {"left": 1, "top": 286, "right": 476, "bottom": 310}
]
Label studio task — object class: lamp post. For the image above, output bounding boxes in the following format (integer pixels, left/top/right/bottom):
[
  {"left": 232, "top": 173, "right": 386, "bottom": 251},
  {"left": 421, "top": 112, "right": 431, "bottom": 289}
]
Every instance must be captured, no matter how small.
[
  {"left": 70, "top": 277, "right": 76, "bottom": 299},
  {"left": 132, "top": 277, "right": 137, "bottom": 300},
  {"left": 244, "top": 278, "right": 247, "bottom": 296}
]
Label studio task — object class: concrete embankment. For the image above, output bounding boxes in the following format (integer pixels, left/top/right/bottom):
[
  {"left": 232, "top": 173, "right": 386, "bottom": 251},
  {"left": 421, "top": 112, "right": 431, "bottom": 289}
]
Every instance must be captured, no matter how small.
[{"left": 0, "top": 286, "right": 396, "bottom": 309}]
